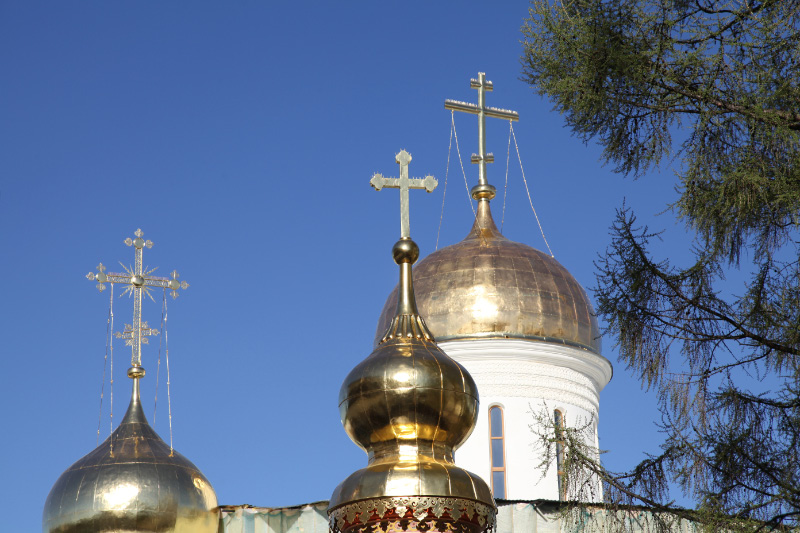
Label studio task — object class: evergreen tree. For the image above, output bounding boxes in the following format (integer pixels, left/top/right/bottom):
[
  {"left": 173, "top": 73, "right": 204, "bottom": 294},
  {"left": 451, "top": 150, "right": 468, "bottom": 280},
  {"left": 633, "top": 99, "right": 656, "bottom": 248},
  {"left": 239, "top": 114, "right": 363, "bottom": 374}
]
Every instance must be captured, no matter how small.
[{"left": 521, "top": 1, "right": 800, "bottom": 530}]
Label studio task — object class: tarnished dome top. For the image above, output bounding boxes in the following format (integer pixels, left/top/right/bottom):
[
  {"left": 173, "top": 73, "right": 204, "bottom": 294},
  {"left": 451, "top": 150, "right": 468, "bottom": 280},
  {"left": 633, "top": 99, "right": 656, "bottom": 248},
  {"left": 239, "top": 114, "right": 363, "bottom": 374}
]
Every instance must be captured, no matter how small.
[
  {"left": 43, "top": 378, "right": 218, "bottom": 533},
  {"left": 375, "top": 200, "right": 602, "bottom": 354}
]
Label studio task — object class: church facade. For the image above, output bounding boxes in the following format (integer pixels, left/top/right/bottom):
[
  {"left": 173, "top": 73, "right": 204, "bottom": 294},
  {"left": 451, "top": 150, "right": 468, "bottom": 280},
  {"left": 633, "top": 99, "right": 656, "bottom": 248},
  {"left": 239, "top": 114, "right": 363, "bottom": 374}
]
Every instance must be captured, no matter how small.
[{"left": 45, "top": 73, "right": 634, "bottom": 533}]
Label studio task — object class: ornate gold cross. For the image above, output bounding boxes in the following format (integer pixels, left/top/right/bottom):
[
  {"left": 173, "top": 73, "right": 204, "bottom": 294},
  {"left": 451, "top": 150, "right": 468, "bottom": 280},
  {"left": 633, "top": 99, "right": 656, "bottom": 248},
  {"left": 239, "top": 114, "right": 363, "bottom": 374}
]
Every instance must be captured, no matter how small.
[
  {"left": 445, "top": 72, "right": 519, "bottom": 190},
  {"left": 370, "top": 150, "right": 437, "bottom": 239},
  {"left": 87, "top": 229, "right": 188, "bottom": 370}
]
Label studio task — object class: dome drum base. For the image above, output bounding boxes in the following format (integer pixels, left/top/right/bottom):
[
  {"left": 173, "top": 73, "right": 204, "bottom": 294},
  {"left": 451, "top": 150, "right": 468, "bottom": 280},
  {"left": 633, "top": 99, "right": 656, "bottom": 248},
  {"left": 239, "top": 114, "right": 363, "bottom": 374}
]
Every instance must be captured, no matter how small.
[{"left": 329, "top": 497, "right": 495, "bottom": 533}]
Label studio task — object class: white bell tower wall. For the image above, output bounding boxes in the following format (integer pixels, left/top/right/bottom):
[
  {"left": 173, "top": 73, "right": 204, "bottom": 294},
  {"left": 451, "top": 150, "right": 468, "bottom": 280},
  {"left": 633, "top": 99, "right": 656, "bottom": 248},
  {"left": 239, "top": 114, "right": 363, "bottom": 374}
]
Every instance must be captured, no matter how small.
[{"left": 440, "top": 339, "right": 613, "bottom": 502}]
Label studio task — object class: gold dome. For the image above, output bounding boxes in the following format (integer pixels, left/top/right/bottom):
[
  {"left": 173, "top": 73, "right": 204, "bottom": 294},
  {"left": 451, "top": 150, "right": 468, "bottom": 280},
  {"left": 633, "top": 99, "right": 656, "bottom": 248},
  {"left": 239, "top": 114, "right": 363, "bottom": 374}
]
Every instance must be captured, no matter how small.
[
  {"left": 43, "top": 378, "right": 218, "bottom": 533},
  {"left": 375, "top": 200, "right": 602, "bottom": 354},
  {"left": 330, "top": 239, "right": 495, "bottom": 533}
]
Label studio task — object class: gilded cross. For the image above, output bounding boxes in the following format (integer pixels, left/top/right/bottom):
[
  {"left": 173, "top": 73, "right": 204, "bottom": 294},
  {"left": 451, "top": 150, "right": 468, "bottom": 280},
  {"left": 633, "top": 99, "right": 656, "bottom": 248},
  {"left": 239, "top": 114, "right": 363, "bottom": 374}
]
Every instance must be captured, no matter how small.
[
  {"left": 370, "top": 150, "right": 437, "bottom": 239},
  {"left": 444, "top": 72, "right": 519, "bottom": 188},
  {"left": 86, "top": 229, "right": 188, "bottom": 369}
]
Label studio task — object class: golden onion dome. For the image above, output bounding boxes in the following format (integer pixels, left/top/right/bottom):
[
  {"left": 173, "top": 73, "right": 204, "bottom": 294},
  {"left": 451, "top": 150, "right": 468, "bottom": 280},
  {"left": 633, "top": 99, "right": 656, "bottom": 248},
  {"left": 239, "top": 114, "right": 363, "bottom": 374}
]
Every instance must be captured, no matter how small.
[
  {"left": 329, "top": 238, "right": 495, "bottom": 533},
  {"left": 43, "top": 375, "right": 218, "bottom": 533},
  {"left": 375, "top": 199, "right": 602, "bottom": 354}
]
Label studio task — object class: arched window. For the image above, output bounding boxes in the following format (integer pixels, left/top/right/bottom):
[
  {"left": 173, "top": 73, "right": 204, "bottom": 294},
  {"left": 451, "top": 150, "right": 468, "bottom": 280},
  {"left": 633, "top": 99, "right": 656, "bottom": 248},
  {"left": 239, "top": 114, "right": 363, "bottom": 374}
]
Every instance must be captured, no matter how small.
[
  {"left": 554, "top": 409, "right": 566, "bottom": 500},
  {"left": 489, "top": 406, "right": 506, "bottom": 499}
]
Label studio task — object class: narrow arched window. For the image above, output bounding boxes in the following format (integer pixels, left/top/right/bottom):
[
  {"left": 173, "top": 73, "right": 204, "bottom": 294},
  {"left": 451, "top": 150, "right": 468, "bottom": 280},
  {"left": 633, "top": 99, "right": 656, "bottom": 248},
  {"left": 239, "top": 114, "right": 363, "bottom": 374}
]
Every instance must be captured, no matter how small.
[
  {"left": 554, "top": 409, "right": 566, "bottom": 500},
  {"left": 489, "top": 406, "right": 506, "bottom": 499}
]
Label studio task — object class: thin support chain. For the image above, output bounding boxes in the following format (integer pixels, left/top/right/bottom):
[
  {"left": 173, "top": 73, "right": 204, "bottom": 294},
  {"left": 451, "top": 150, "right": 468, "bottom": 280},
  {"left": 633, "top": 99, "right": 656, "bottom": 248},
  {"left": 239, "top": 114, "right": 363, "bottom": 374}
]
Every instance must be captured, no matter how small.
[
  {"left": 436, "top": 116, "right": 454, "bottom": 250},
  {"left": 154, "top": 289, "right": 166, "bottom": 423},
  {"left": 164, "top": 295, "right": 174, "bottom": 456},
  {"left": 451, "top": 111, "right": 476, "bottom": 218},
  {"left": 97, "top": 283, "right": 114, "bottom": 445},
  {"left": 511, "top": 122, "right": 554, "bottom": 257},
  {"left": 109, "top": 284, "right": 115, "bottom": 456},
  {"left": 501, "top": 121, "right": 512, "bottom": 232}
]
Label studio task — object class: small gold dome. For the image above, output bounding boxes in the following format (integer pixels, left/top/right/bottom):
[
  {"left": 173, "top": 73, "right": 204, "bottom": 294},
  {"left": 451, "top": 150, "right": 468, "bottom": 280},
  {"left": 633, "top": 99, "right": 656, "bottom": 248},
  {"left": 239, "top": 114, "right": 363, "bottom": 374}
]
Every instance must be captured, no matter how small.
[
  {"left": 330, "top": 239, "right": 495, "bottom": 533},
  {"left": 43, "top": 380, "right": 218, "bottom": 533},
  {"left": 331, "top": 335, "right": 493, "bottom": 501},
  {"left": 375, "top": 201, "right": 601, "bottom": 353}
]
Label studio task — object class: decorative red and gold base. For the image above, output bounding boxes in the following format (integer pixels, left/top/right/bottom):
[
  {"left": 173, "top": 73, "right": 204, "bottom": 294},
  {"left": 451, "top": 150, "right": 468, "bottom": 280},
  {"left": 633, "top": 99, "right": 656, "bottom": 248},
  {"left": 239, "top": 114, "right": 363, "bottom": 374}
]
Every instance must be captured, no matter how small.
[{"left": 329, "top": 496, "right": 496, "bottom": 533}]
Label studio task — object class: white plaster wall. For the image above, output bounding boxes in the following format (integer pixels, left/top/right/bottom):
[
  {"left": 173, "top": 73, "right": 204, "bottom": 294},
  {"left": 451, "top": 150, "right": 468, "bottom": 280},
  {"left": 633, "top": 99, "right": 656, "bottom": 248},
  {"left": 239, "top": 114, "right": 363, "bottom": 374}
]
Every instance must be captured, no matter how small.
[
  {"left": 221, "top": 501, "right": 700, "bottom": 533},
  {"left": 441, "top": 339, "right": 612, "bottom": 502}
]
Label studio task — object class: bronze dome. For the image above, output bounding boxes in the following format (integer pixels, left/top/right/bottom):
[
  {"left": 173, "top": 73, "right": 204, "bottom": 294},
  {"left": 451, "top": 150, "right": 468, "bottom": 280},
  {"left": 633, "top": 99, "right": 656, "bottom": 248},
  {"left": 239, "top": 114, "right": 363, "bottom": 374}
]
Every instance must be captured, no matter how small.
[{"left": 375, "top": 201, "right": 601, "bottom": 354}]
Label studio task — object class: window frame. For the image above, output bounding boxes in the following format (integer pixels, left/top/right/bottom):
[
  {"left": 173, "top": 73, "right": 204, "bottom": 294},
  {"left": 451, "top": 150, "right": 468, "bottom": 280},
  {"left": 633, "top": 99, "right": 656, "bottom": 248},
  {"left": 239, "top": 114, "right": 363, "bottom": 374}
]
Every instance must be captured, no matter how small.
[{"left": 488, "top": 405, "right": 507, "bottom": 499}]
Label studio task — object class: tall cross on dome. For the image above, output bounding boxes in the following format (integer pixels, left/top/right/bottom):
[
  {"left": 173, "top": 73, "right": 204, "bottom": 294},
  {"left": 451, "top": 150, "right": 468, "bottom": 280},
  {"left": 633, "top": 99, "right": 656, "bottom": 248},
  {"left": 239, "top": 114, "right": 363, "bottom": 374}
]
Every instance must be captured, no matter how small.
[
  {"left": 445, "top": 72, "right": 519, "bottom": 195},
  {"left": 370, "top": 150, "right": 438, "bottom": 239},
  {"left": 86, "top": 229, "right": 189, "bottom": 373}
]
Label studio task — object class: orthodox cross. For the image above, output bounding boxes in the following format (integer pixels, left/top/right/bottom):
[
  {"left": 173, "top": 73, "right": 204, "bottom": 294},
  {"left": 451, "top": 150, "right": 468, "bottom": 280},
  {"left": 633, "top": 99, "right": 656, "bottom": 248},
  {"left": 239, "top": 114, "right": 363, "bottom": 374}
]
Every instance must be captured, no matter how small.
[
  {"left": 370, "top": 150, "right": 437, "bottom": 239},
  {"left": 444, "top": 72, "right": 519, "bottom": 188},
  {"left": 87, "top": 229, "right": 188, "bottom": 369}
]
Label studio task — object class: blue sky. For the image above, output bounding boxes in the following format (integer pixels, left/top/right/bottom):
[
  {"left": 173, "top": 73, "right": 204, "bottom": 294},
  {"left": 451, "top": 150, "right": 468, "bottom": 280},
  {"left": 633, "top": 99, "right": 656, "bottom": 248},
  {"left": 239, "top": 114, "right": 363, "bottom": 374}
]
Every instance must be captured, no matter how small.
[{"left": 1, "top": 2, "right": 690, "bottom": 528}]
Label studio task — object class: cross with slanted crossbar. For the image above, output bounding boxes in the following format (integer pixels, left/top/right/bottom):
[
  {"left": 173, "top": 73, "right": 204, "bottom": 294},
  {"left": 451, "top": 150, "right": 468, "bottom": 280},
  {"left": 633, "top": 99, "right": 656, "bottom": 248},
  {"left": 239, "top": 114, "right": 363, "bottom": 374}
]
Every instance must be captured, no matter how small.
[
  {"left": 86, "top": 229, "right": 188, "bottom": 370},
  {"left": 370, "top": 150, "right": 437, "bottom": 239},
  {"left": 445, "top": 72, "right": 519, "bottom": 189}
]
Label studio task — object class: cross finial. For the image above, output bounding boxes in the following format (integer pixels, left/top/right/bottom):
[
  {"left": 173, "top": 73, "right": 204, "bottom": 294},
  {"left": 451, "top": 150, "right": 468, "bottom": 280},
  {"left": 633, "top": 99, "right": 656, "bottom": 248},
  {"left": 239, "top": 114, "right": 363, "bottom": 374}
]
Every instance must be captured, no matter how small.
[
  {"left": 370, "top": 150, "right": 437, "bottom": 239},
  {"left": 86, "top": 229, "right": 189, "bottom": 376},
  {"left": 371, "top": 151, "right": 437, "bottom": 345},
  {"left": 444, "top": 72, "right": 519, "bottom": 199}
]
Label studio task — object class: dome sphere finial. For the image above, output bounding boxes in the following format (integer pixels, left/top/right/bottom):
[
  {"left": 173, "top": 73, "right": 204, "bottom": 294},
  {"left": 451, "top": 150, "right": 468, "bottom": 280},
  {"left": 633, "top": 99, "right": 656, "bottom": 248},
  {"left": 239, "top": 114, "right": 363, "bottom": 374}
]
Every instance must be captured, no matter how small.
[
  {"left": 470, "top": 183, "right": 496, "bottom": 201},
  {"left": 127, "top": 365, "right": 145, "bottom": 379},
  {"left": 392, "top": 238, "right": 419, "bottom": 264}
]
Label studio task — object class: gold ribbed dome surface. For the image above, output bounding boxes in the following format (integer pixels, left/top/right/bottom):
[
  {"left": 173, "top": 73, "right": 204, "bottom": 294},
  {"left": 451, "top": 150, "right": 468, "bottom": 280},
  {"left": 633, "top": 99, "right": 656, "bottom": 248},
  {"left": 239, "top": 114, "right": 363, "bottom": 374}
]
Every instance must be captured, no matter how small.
[
  {"left": 375, "top": 201, "right": 601, "bottom": 354},
  {"left": 331, "top": 335, "right": 491, "bottom": 503},
  {"left": 43, "top": 381, "right": 218, "bottom": 533}
]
